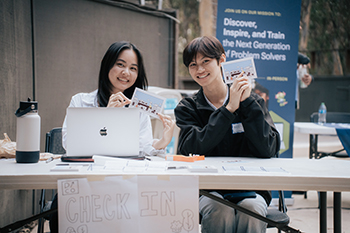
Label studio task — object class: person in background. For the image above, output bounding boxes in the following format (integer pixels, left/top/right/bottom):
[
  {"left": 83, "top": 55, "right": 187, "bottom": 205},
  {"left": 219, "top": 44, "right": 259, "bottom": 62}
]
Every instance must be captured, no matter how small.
[
  {"left": 61, "top": 41, "right": 175, "bottom": 156},
  {"left": 296, "top": 52, "right": 313, "bottom": 109},
  {"left": 253, "top": 82, "right": 270, "bottom": 108},
  {"left": 174, "top": 36, "right": 280, "bottom": 233}
]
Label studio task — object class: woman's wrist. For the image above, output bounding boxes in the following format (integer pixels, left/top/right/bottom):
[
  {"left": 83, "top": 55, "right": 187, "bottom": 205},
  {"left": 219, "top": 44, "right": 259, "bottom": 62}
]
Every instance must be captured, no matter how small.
[{"left": 152, "top": 138, "right": 167, "bottom": 150}]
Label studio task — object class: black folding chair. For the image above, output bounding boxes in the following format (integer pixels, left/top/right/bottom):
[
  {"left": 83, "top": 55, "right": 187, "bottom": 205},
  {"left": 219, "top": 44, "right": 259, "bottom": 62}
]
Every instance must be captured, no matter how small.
[
  {"left": 37, "top": 127, "right": 65, "bottom": 233},
  {"left": 199, "top": 190, "right": 300, "bottom": 233}
]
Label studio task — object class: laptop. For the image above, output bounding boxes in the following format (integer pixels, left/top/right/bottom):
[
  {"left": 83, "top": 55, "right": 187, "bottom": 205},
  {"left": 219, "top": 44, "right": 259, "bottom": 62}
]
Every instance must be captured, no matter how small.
[{"left": 66, "top": 107, "right": 140, "bottom": 157}]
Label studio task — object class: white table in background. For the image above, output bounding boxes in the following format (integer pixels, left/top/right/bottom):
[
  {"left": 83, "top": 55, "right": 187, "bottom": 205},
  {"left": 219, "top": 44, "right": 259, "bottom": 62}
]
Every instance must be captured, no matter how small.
[
  {"left": 294, "top": 122, "right": 338, "bottom": 159},
  {"left": 294, "top": 122, "right": 348, "bottom": 233}
]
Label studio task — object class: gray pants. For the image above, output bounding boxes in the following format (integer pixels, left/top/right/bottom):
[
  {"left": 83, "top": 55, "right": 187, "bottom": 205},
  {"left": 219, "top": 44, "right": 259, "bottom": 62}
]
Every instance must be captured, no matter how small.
[{"left": 199, "top": 192, "right": 268, "bottom": 233}]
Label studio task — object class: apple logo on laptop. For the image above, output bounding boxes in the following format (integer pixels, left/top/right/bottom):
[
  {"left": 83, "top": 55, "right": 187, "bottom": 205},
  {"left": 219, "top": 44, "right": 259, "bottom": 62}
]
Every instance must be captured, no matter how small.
[{"left": 100, "top": 127, "right": 107, "bottom": 136}]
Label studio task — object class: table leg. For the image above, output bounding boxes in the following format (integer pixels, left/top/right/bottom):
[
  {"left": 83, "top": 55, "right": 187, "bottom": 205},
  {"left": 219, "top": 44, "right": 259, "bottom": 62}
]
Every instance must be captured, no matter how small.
[
  {"left": 309, "top": 134, "right": 314, "bottom": 159},
  {"left": 314, "top": 134, "right": 319, "bottom": 159},
  {"left": 309, "top": 134, "right": 319, "bottom": 159},
  {"left": 320, "top": 192, "right": 327, "bottom": 233},
  {"left": 334, "top": 192, "right": 341, "bottom": 233}
]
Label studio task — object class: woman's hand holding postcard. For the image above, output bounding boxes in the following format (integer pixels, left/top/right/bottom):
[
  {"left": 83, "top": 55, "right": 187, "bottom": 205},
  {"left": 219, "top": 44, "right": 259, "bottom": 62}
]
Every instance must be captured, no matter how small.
[
  {"left": 221, "top": 57, "right": 257, "bottom": 84},
  {"left": 130, "top": 88, "right": 166, "bottom": 118}
]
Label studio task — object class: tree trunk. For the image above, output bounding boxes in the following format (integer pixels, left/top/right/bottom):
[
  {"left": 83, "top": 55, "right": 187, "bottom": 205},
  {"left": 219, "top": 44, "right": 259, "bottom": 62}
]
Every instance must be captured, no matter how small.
[
  {"left": 299, "top": 0, "right": 312, "bottom": 52},
  {"left": 326, "top": 2, "right": 344, "bottom": 75},
  {"left": 199, "top": 0, "right": 214, "bottom": 37}
]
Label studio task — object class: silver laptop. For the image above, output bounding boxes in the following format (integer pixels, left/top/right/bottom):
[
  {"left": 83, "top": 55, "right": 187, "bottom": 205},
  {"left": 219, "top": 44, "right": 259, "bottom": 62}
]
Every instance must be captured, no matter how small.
[{"left": 66, "top": 107, "right": 140, "bottom": 157}]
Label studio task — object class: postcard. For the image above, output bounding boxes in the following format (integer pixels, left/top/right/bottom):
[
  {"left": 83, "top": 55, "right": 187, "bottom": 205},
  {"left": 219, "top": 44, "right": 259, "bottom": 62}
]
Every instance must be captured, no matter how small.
[
  {"left": 221, "top": 57, "right": 257, "bottom": 84},
  {"left": 130, "top": 87, "right": 166, "bottom": 118}
]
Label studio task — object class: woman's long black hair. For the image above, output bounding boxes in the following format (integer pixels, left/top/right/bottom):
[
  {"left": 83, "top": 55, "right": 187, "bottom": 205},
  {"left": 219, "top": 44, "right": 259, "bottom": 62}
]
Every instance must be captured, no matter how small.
[{"left": 97, "top": 41, "right": 148, "bottom": 107}]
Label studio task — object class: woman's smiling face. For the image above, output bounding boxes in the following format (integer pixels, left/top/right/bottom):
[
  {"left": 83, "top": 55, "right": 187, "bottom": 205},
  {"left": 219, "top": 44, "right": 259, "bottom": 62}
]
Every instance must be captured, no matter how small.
[{"left": 108, "top": 49, "right": 138, "bottom": 94}]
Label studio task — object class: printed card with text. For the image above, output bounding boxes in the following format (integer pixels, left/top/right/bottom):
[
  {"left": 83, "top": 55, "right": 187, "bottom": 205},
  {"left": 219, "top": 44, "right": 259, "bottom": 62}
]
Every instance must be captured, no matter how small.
[
  {"left": 130, "top": 88, "right": 166, "bottom": 118},
  {"left": 221, "top": 57, "right": 257, "bottom": 84}
]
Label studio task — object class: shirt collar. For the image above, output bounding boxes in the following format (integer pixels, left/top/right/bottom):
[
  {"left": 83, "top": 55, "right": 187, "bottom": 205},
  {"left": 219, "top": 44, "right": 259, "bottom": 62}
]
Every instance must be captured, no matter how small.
[
  {"left": 203, "top": 86, "right": 229, "bottom": 110},
  {"left": 81, "top": 89, "right": 99, "bottom": 107}
]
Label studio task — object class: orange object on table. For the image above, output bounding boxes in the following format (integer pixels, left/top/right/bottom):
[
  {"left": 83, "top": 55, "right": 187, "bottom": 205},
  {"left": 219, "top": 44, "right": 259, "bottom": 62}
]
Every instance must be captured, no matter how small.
[{"left": 165, "top": 154, "right": 205, "bottom": 162}]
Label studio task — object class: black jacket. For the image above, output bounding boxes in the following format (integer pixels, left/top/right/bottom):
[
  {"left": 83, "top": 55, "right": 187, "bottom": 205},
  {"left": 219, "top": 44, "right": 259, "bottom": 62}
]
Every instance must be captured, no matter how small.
[{"left": 174, "top": 87, "right": 281, "bottom": 205}]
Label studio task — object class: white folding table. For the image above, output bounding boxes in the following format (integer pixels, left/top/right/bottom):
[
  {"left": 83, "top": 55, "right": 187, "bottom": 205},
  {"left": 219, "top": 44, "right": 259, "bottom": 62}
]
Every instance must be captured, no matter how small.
[{"left": 1, "top": 156, "right": 350, "bottom": 233}]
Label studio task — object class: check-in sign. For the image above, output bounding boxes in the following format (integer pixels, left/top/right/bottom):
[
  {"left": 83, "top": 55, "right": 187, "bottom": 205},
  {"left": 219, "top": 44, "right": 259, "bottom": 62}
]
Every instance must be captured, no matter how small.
[{"left": 58, "top": 175, "right": 199, "bottom": 233}]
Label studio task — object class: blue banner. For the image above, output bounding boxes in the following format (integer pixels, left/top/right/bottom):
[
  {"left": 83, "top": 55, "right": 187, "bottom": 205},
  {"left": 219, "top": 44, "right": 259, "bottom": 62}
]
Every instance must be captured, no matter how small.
[{"left": 216, "top": 0, "right": 301, "bottom": 158}]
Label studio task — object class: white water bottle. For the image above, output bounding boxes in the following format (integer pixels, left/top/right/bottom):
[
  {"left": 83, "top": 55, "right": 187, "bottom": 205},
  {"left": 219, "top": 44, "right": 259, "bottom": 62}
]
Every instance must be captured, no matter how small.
[
  {"left": 15, "top": 98, "right": 41, "bottom": 163},
  {"left": 318, "top": 102, "right": 327, "bottom": 125}
]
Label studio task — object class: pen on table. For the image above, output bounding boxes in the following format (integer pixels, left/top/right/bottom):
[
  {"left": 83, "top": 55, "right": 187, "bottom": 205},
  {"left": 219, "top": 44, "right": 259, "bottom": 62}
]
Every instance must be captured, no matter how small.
[
  {"left": 55, "top": 163, "right": 92, "bottom": 167},
  {"left": 167, "top": 166, "right": 188, "bottom": 170},
  {"left": 46, "top": 157, "right": 54, "bottom": 163}
]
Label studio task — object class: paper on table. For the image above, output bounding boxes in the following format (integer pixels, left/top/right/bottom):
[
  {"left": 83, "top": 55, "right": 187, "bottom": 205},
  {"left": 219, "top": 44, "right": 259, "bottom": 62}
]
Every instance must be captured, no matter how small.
[
  {"left": 146, "top": 161, "right": 168, "bottom": 171},
  {"left": 101, "top": 159, "right": 168, "bottom": 172},
  {"left": 50, "top": 165, "right": 82, "bottom": 172},
  {"left": 222, "top": 165, "right": 289, "bottom": 173},
  {"left": 93, "top": 155, "right": 126, "bottom": 165},
  {"left": 187, "top": 165, "right": 218, "bottom": 173}
]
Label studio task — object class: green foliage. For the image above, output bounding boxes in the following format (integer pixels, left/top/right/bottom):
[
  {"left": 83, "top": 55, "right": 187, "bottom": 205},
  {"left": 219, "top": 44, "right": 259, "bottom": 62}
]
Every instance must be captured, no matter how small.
[
  {"left": 306, "top": 0, "right": 350, "bottom": 75},
  {"left": 165, "top": 0, "right": 200, "bottom": 46},
  {"left": 309, "top": 0, "right": 350, "bottom": 50}
]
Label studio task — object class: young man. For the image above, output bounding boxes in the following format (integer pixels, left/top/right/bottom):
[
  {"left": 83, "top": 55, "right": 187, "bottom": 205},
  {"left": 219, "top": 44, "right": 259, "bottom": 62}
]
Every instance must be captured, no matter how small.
[{"left": 174, "top": 36, "right": 280, "bottom": 233}]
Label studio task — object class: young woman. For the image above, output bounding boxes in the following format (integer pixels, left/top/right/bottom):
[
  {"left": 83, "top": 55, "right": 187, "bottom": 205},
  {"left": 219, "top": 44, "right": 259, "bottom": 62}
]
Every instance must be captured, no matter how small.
[
  {"left": 50, "top": 42, "right": 175, "bottom": 233},
  {"left": 61, "top": 41, "right": 175, "bottom": 155},
  {"left": 174, "top": 36, "right": 280, "bottom": 233}
]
